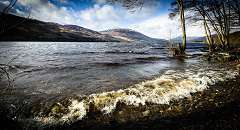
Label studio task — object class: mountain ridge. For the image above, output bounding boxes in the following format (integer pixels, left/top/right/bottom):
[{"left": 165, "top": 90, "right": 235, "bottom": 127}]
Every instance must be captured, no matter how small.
[
  {"left": 101, "top": 28, "right": 167, "bottom": 43},
  {"left": 0, "top": 14, "right": 121, "bottom": 42},
  {"left": 0, "top": 14, "right": 167, "bottom": 43}
]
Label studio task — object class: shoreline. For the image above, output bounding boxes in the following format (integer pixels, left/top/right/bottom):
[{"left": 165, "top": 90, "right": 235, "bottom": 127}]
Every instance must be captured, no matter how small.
[
  {"left": 1, "top": 62, "right": 240, "bottom": 130},
  {"left": 49, "top": 73, "right": 240, "bottom": 130}
]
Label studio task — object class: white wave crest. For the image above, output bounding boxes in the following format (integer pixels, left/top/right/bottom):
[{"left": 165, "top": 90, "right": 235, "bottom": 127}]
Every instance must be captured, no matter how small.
[
  {"left": 61, "top": 100, "right": 87, "bottom": 122},
  {"left": 35, "top": 66, "right": 239, "bottom": 124}
]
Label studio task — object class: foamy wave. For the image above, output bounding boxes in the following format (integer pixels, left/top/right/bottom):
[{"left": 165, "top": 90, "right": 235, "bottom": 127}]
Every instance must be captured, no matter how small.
[
  {"left": 61, "top": 100, "right": 87, "bottom": 122},
  {"left": 35, "top": 67, "right": 239, "bottom": 124}
]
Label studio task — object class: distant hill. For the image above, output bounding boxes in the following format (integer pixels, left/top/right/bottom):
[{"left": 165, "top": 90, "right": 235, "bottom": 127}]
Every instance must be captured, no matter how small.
[
  {"left": 172, "top": 32, "right": 240, "bottom": 46},
  {"left": 172, "top": 36, "right": 205, "bottom": 43},
  {"left": 101, "top": 29, "right": 167, "bottom": 43},
  {"left": 0, "top": 14, "right": 121, "bottom": 42}
]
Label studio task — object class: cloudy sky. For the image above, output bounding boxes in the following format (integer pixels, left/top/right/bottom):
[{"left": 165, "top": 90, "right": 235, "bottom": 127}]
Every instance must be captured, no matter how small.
[{"left": 0, "top": 0, "right": 205, "bottom": 39}]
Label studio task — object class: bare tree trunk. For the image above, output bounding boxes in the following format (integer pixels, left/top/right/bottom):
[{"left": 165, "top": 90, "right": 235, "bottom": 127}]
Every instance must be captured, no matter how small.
[
  {"left": 226, "top": 0, "right": 231, "bottom": 49},
  {"left": 177, "top": 0, "right": 187, "bottom": 53},
  {"left": 203, "top": 18, "right": 214, "bottom": 51},
  {"left": 204, "top": 5, "right": 225, "bottom": 48},
  {"left": 192, "top": 0, "right": 214, "bottom": 51}
]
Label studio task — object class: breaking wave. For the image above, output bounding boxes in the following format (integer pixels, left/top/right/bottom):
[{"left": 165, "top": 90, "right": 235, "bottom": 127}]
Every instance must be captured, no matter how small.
[{"left": 34, "top": 65, "right": 239, "bottom": 125}]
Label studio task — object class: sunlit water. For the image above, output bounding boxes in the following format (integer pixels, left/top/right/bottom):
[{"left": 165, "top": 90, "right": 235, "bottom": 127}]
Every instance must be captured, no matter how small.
[{"left": 0, "top": 42, "right": 238, "bottom": 127}]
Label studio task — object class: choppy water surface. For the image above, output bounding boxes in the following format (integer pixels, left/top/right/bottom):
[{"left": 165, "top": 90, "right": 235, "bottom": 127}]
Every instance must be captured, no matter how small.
[
  {"left": 0, "top": 42, "right": 203, "bottom": 95},
  {"left": 0, "top": 42, "right": 238, "bottom": 127}
]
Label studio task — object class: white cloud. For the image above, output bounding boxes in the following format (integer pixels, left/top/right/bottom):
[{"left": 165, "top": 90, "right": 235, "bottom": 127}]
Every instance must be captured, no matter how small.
[
  {"left": 17, "top": 0, "right": 158, "bottom": 30},
  {"left": 17, "top": 0, "right": 78, "bottom": 25},
  {"left": 18, "top": 0, "right": 41, "bottom": 6},
  {"left": 18, "top": 0, "right": 124, "bottom": 28},
  {"left": 129, "top": 14, "right": 177, "bottom": 39},
  {"left": 78, "top": 4, "right": 123, "bottom": 30},
  {"left": 16, "top": 0, "right": 204, "bottom": 39},
  {"left": 129, "top": 14, "right": 205, "bottom": 39},
  {"left": 31, "top": 4, "right": 77, "bottom": 25},
  {"left": 77, "top": 4, "right": 160, "bottom": 31}
]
